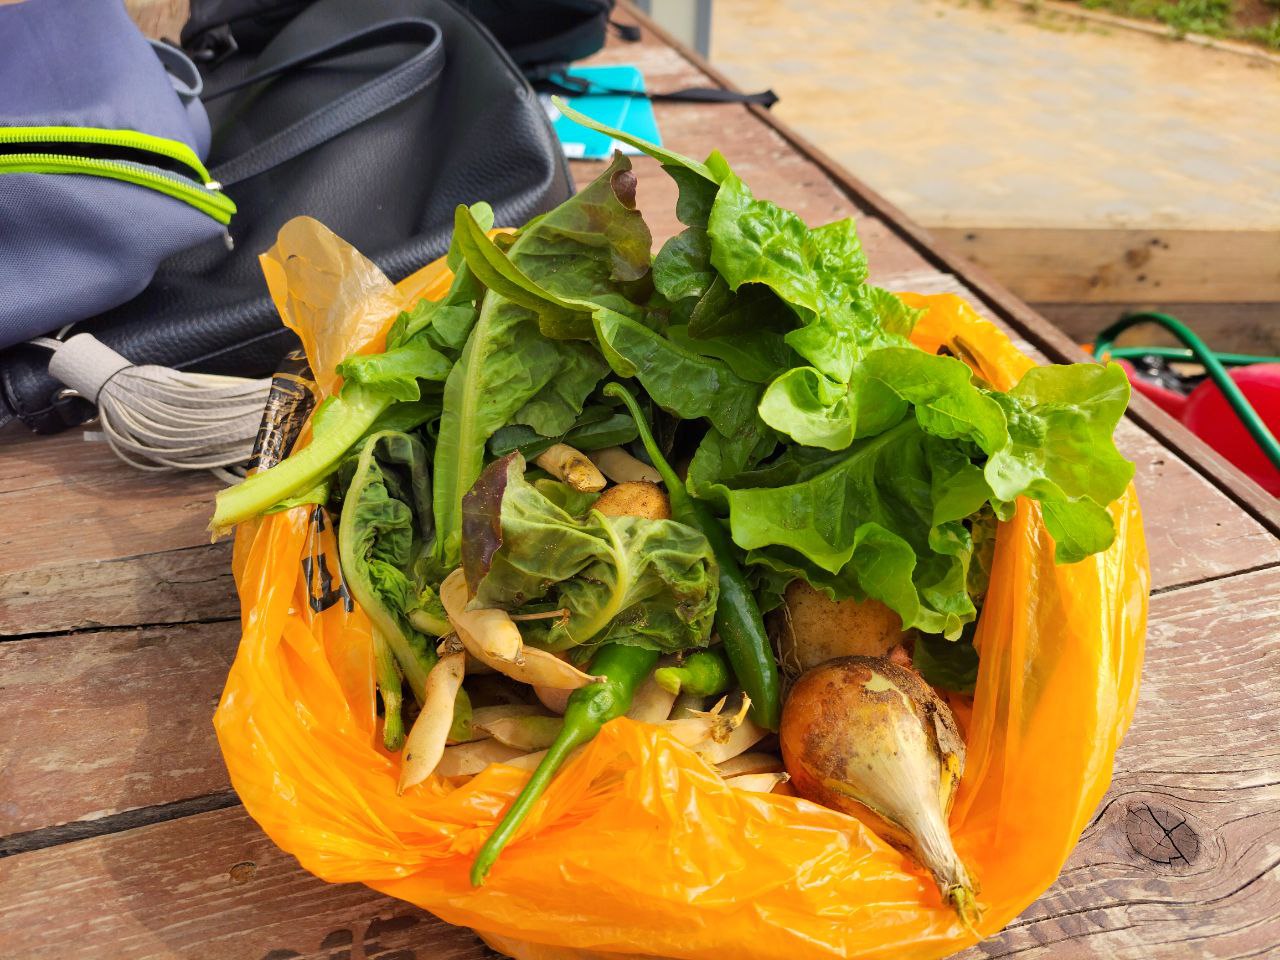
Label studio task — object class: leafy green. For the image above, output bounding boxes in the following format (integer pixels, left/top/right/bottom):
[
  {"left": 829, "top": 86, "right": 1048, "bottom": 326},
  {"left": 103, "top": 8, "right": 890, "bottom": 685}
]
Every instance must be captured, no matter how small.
[
  {"left": 451, "top": 154, "right": 652, "bottom": 341},
  {"left": 719, "top": 420, "right": 980, "bottom": 637},
  {"left": 687, "top": 278, "right": 793, "bottom": 341},
  {"left": 229, "top": 103, "right": 1137, "bottom": 684},
  {"left": 913, "top": 626, "right": 980, "bottom": 695},
  {"left": 984, "top": 363, "right": 1134, "bottom": 562},
  {"left": 335, "top": 432, "right": 437, "bottom": 696},
  {"left": 431, "top": 158, "right": 649, "bottom": 567},
  {"left": 460, "top": 454, "right": 718, "bottom": 654},
  {"left": 488, "top": 405, "right": 637, "bottom": 459},
  {"left": 335, "top": 338, "right": 452, "bottom": 402},
  {"left": 707, "top": 174, "right": 910, "bottom": 383},
  {"left": 653, "top": 228, "right": 714, "bottom": 303},
  {"left": 592, "top": 306, "right": 759, "bottom": 436},
  {"left": 212, "top": 383, "right": 393, "bottom": 532},
  {"left": 760, "top": 347, "right": 1006, "bottom": 451},
  {"left": 666, "top": 324, "right": 793, "bottom": 385}
]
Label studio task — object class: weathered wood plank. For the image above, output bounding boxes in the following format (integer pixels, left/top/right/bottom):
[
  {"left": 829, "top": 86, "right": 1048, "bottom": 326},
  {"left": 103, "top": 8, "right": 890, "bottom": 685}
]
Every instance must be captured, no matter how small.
[
  {"left": 1034, "top": 301, "right": 1280, "bottom": 358},
  {"left": 0, "top": 427, "right": 231, "bottom": 635},
  {"left": 0, "top": 621, "right": 237, "bottom": 839},
  {"left": 932, "top": 226, "right": 1280, "bottom": 305},
  {"left": 3, "top": 567, "right": 1275, "bottom": 958},
  {"left": 0, "top": 541, "right": 236, "bottom": 636},
  {"left": 0, "top": 806, "right": 491, "bottom": 960},
  {"left": 960, "top": 566, "right": 1280, "bottom": 959}
]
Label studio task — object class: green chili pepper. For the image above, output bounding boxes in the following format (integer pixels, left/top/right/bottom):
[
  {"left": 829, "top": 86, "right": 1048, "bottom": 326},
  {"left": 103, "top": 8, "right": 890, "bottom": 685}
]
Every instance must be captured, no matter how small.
[
  {"left": 654, "top": 649, "right": 732, "bottom": 698},
  {"left": 470, "top": 642, "right": 659, "bottom": 886},
  {"left": 604, "top": 383, "right": 782, "bottom": 731}
]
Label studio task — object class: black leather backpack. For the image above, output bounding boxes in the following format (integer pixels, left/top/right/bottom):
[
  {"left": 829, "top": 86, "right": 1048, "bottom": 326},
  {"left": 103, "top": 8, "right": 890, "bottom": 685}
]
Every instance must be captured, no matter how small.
[{"left": 2, "top": 0, "right": 573, "bottom": 432}]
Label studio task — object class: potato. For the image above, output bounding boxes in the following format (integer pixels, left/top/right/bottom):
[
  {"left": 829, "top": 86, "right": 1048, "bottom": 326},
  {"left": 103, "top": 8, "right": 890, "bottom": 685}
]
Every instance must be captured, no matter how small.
[
  {"left": 592, "top": 481, "right": 671, "bottom": 520},
  {"left": 777, "top": 580, "right": 906, "bottom": 675}
]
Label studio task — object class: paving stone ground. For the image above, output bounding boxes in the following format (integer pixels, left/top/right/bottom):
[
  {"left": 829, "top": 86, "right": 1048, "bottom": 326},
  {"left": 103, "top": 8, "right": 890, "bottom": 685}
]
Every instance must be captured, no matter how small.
[{"left": 710, "top": 0, "right": 1280, "bottom": 231}]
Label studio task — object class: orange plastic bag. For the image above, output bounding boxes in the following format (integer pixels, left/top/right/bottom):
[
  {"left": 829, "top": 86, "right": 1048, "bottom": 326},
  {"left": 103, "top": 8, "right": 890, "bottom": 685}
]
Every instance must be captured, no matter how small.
[{"left": 216, "top": 226, "right": 1149, "bottom": 960}]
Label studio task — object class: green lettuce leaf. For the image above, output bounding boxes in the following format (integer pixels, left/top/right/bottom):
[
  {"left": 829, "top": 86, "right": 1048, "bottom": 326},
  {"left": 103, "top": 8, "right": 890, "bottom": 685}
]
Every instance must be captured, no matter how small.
[
  {"left": 592, "top": 307, "right": 759, "bottom": 437},
  {"left": 666, "top": 324, "right": 793, "bottom": 385},
  {"left": 488, "top": 405, "right": 637, "bottom": 459},
  {"left": 451, "top": 154, "right": 652, "bottom": 340},
  {"left": 431, "top": 160, "right": 648, "bottom": 566},
  {"left": 760, "top": 347, "right": 1007, "bottom": 451},
  {"left": 460, "top": 454, "right": 718, "bottom": 653},
  {"left": 653, "top": 228, "right": 714, "bottom": 303},
  {"left": 984, "top": 362, "right": 1134, "bottom": 562},
  {"left": 706, "top": 174, "right": 908, "bottom": 382},
  {"left": 335, "top": 338, "right": 452, "bottom": 402},
  {"left": 913, "top": 626, "right": 980, "bottom": 695},
  {"left": 335, "top": 431, "right": 437, "bottom": 693},
  {"left": 720, "top": 420, "right": 980, "bottom": 637}
]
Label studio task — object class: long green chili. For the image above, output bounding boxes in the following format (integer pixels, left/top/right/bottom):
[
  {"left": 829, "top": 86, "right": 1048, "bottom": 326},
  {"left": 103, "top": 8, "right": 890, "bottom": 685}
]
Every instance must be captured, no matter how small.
[
  {"left": 471, "top": 642, "right": 659, "bottom": 885},
  {"left": 603, "top": 383, "right": 782, "bottom": 731}
]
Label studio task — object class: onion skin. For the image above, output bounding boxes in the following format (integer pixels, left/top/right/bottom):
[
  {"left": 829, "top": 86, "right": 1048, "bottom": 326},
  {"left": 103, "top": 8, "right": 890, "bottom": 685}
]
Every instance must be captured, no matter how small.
[{"left": 780, "top": 656, "right": 979, "bottom": 927}]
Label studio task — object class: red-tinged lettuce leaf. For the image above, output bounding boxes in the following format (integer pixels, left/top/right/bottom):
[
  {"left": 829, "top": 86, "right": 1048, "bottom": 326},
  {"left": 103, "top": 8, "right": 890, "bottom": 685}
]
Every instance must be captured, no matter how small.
[
  {"left": 452, "top": 154, "right": 652, "bottom": 342},
  {"left": 460, "top": 451, "right": 518, "bottom": 593}
]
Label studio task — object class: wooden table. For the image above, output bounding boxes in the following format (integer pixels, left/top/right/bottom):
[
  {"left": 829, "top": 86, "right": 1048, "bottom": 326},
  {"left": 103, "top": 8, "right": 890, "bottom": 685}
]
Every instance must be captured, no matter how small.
[{"left": 2, "top": 8, "right": 1277, "bottom": 959}]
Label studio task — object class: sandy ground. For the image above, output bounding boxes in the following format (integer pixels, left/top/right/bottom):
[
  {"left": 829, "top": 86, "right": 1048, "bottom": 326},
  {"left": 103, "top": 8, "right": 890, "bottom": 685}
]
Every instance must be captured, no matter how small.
[{"left": 710, "top": 0, "right": 1280, "bottom": 230}]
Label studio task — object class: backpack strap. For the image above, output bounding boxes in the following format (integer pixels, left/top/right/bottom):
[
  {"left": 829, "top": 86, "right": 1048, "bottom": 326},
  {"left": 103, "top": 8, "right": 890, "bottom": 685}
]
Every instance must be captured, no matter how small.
[
  {"left": 204, "top": 17, "right": 445, "bottom": 186},
  {"left": 529, "top": 68, "right": 778, "bottom": 109}
]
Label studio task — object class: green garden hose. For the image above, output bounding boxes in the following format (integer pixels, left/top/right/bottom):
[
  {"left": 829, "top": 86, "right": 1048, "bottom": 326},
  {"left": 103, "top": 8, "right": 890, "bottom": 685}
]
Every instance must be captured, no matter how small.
[
  {"left": 1093, "top": 311, "right": 1280, "bottom": 472},
  {"left": 1105, "top": 345, "right": 1280, "bottom": 367}
]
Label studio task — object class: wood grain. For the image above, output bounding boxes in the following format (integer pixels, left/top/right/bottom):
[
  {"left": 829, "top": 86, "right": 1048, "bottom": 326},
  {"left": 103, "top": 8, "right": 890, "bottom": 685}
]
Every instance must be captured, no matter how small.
[
  {"left": 3, "top": 567, "right": 1275, "bottom": 959},
  {"left": 0, "top": 806, "right": 492, "bottom": 960},
  {"left": 960, "top": 566, "right": 1280, "bottom": 958},
  {"left": 0, "top": 541, "right": 236, "bottom": 636},
  {"left": 0, "top": 427, "right": 233, "bottom": 635},
  {"left": 0, "top": 621, "right": 237, "bottom": 838},
  {"left": 931, "top": 226, "right": 1280, "bottom": 304},
  {"left": 1034, "top": 302, "right": 1280, "bottom": 358}
]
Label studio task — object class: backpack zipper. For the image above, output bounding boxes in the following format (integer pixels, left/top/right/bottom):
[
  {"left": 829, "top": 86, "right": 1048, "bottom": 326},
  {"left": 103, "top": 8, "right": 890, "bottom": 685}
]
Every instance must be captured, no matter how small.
[{"left": 0, "top": 126, "right": 235, "bottom": 224}]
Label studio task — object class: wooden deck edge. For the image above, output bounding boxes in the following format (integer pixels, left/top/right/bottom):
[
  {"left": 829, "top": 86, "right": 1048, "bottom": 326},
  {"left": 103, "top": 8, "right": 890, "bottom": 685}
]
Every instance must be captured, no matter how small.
[
  {"left": 929, "top": 226, "right": 1280, "bottom": 305},
  {"left": 618, "top": 1, "right": 1280, "bottom": 535}
]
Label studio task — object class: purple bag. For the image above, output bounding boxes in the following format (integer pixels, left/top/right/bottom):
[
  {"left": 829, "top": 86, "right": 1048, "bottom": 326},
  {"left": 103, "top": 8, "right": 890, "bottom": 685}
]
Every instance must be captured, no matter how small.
[{"left": 0, "top": 0, "right": 234, "bottom": 350}]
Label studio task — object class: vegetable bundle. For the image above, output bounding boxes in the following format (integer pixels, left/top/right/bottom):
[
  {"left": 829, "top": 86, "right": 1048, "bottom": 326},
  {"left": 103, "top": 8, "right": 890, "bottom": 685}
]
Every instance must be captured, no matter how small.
[{"left": 212, "top": 102, "right": 1134, "bottom": 893}]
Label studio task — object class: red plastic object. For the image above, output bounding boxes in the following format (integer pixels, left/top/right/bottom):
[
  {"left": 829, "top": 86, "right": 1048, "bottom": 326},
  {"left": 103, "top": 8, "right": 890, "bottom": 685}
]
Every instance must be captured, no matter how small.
[
  {"left": 1115, "top": 359, "right": 1189, "bottom": 419},
  {"left": 1181, "top": 364, "right": 1280, "bottom": 495}
]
